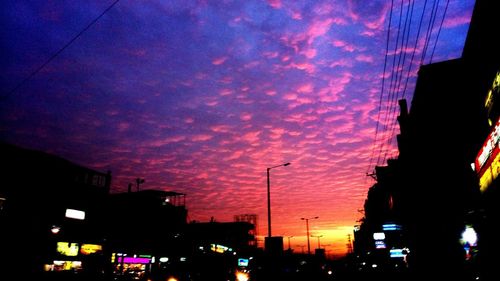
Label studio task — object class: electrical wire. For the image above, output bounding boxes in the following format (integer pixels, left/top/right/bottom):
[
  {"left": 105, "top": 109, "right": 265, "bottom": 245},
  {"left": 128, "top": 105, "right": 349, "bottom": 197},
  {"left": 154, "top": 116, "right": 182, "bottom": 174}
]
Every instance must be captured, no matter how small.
[
  {"left": 5, "top": 0, "right": 121, "bottom": 97},
  {"left": 429, "top": 0, "right": 450, "bottom": 63},
  {"left": 366, "top": 0, "right": 395, "bottom": 175}
]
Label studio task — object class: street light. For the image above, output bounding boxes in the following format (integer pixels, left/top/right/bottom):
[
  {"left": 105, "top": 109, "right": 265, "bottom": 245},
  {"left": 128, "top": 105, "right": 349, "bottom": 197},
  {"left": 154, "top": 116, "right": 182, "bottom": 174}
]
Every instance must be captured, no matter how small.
[
  {"left": 311, "top": 234, "right": 323, "bottom": 249},
  {"left": 287, "top": 236, "right": 294, "bottom": 250},
  {"left": 301, "top": 216, "right": 319, "bottom": 255},
  {"left": 267, "top": 162, "right": 290, "bottom": 238},
  {"left": 136, "top": 178, "right": 145, "bottom": 191}
]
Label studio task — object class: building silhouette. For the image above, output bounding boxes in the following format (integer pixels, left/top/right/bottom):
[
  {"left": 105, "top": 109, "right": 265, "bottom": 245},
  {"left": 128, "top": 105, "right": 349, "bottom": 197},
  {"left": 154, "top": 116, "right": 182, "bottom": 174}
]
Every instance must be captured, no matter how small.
[
  {"left": 355, "top": 1, "right": 500, "bottom": 280},
  {"left": 0, "top": 142, "right": 259, "bottom": 280},
  {"left": 0, "top": 142, "right": 111, "bottom": 279}
]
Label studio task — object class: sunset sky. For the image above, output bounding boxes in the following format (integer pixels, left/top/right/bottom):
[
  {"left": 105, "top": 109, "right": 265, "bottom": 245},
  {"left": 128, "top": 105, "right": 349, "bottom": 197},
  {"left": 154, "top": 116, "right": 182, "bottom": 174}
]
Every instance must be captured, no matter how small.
[{"left": 0, "top": 0, "right": 475, "bottom": 257}]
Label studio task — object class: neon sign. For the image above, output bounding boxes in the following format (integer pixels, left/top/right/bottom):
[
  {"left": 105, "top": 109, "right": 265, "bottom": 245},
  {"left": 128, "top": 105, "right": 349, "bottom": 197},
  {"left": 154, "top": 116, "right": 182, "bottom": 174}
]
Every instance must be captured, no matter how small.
[
  {"left": 80, "top": 244, "right": 103, "bottom": 255},
  {"left": 57, "top": 242, "right": 79, "bottom": 256},
  {"left": 475, "top": 117, "right": 500, "bottom": 192},
  {"left": 475, "top": 117, "right": 500, "bottom": 171}
]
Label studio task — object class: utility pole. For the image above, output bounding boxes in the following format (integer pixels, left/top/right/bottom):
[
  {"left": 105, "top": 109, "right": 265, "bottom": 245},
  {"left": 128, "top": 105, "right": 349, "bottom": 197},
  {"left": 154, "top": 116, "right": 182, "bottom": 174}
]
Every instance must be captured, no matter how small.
[
  {"left": 311, "top": 234, "right": 323, "bottom": 249},
  {"left": 136, "top": 178, "right": 145, "bottom": 191},
  {"left": 301, "top": 216, "right": 318, "bottom": 255},
  {"left": 287, "top": 236, "right": 294, "bottom": 250},
  {"left": 347, "top": 234, "right": 353, "bottom": 254}
]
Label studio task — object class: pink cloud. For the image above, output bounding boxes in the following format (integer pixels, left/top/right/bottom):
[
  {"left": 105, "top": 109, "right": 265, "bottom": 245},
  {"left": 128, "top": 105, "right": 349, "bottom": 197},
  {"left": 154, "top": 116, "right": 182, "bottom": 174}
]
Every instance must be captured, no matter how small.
[
  {"left": 267, "top": 0, "right": 282, "bottom": 9},
  {"left": 444, "top": 13, "right": 473, "bottom": 28},
  {"left": 347, "top": 0, "right": 389, "bottom": 30},
  {"left": 288, "top": 96, "right": 314, "bottom": 109},
  {"left": 302, "top": 48, "right": 317, "bottom": 59},
  {"left": 212, "top": 56, "right": 228, "bottom": 65},
  {"left": 290, "top": 62, "right": 316, "bottom": 73},
  {"left": 361, "top": 30, "right": 376, "bottom": 37},
  {"left": 147, "top": 136, "right": 186, "bottom": 147},
  {"left": 219, "top": 89, "right": 233, "bottom": 96},
  {"left": 265, "top": 90, "right": 277, "bottom": 96},
  {"left": 283, "top": 93, "right": 297, "bottom": 100},
  {"left": 241, "top": 131, "right": 261, "bottom": 143},
  {"left": 355, "top": 54, "right": 374, "bottom": 63},
  {"left": 191, "top": 134, "right": 213, "bottom": 142},
  {"left": 224, "top": 150, "right": 244, "bottom": 161},
  {"left": 269, "top": 128, "right": 286, "bottom": 139},
  {"left": 210, "top": 125, "right": 232, "bottom": 133},
  {"left": 332, "top": 40, "right": 357, "bottom": 52},
  {"left": 240, "top": 112, "right": 253, "bottom": 121},
  {"left": 205, "top": 100, "right": 219, "bottom": 106},
  {"left": 195, "top": 172, "right": 209, "bottom": 179},
  {"left": 283, "top": 113, "right": 319, "bottom": 125},
  {"left": 296, "top": 83, "right": 314, "bottom": 93},
  {"left": 288, "top": 10, "right": 303, "bottom": 20},
  {"left": 324, "top": 115, "right": 345, "bottom": 123},
  {"left": 307, "top": 18, "right": 334, "bottom": 44},
  {"left": 330, "top": 58, "right": 354, "bottom": 68}
]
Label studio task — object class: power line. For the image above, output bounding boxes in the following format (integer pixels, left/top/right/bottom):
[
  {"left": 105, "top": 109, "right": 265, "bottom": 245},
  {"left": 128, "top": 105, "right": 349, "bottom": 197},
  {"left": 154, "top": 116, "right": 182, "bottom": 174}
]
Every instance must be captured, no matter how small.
[
  {"left": 420, "top": 0, "right": 440, "bottom": 66},
  {"left": 370, "top": 0, "right": 455, "bottom": 167},
  {"left": 381, "top": 0, "right": 413, "bottom": 164},
  {"left": 382, "top": 0, "right": 415, "bottom": 162},
  {"left": 429, "top": 0, "right": 450, "bottom": 63},
  {"left": 377, "top": 0, "right": 405, "bottom": 167},
  {"left": 5, "top": 0, "right": 121, "bottom": 97},
  {"left": 402, "top": 0, "right": 429, "bottom": 99},
  {"left": 366, "top": 0, "right": 395, "bottom": 175}
]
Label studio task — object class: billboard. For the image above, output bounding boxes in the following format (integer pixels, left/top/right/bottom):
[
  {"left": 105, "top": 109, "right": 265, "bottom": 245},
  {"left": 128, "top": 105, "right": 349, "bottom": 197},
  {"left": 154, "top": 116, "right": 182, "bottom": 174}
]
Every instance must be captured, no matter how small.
[
  {"left": 65, "top": 208, "right": 85, "bottom": 220},
  {"left": 80, "top": 244, "right": 103, "bottom": 255},
  {"left": 474, "top": 117, "right": 500, "bottom": 192},
  {"left": 57, "top": 242, "right": 79, "bottom": 256}
]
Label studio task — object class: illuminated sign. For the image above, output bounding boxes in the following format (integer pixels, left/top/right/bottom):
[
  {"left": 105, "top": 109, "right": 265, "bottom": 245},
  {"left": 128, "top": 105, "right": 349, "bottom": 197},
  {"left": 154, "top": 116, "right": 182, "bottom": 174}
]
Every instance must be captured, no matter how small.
[
  {"left": 80, "top": 244, "right": 103, "bottom": 255},
  {"left": 57, "top": 242, "right": 79, "bottom": 256},
  {"left": 382, "top": 224, "right": 402, "bottom": 231},
  {"left": 479, "top": 152, "right": 500, "bottom": 192},
  {"left": 390, "top": 248, "right": 409, "bottom": 258},
  {"left": 475, "top": 117, "right": 500, "bottom": 192},
  {"left": 65, "top": 209, "right": 85, "bottom": 220},
  {"left": 390, "top": 249, "right": 405, "bottom": 258},
  {"left": 374, "top": 240, "right": 386, "bottom": 249},
  {"left": 238, "top": 258, "right": 249, "bottom": 267},
  {"left": 45, "top": 260, "right": 83, "bottom": 271},
  {"left": 117, "top": 257, "right": 151, "bottom": 264},
  {"left": 373, "top": 232, "right": 386, "bottom": 240},
  {"left": 210, "top": 244, "right": 231, "bottom": 253}
]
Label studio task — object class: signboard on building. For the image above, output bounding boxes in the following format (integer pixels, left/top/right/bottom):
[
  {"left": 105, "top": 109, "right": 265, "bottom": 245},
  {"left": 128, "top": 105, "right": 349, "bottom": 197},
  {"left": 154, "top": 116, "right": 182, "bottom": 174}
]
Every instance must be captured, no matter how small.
[
  {"left": 474, "top": 117, "right": 500, "bottom": 192},
  {"left": 485, "top": 71, "right": 500, "bottom": 125}
]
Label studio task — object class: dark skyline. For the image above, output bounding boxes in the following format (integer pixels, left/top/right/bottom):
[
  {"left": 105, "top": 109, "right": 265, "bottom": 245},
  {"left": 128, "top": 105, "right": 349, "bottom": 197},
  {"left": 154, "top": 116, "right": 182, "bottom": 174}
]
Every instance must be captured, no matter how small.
[{"left": 0, "top": 0, "right": 475, "bottom": 256}]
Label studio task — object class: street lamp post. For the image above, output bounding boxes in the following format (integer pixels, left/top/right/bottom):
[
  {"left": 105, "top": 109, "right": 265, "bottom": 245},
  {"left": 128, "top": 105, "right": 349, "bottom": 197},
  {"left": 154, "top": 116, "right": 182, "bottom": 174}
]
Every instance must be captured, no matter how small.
[
  {"left": 267, "top": 162, "right": 290, "bottom": 238},
  {"left": 312, "top": 234, "right": 323, "bottom": 249},
  {"left": 301, "top": 216, "right": 319, "bottom": 255},
  {"left": 287, "top": 236, "right": 294, "bottom": 250},
  {"left": 136, "top": 178, "right": 145, "bottom": 191}
]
